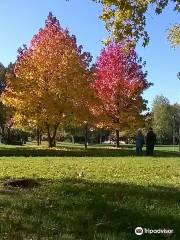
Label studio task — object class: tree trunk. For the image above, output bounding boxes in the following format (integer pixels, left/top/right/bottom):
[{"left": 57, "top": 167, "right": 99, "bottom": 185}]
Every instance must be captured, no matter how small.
[
  {"left": 71, "top": 135, "right": 75, "bottom": 144},
  {"left": 39, "top": 134, "right": 42, "bottom": 145},
  {"left": 7, "top": 128, "right": 11, "bottom": 144},
  {"left": 84, "top": 123, "right": 88, "bottom": 150},
  {"left": 0, "top": 125, "right": 5, "bottom": 143},
  {"left": 116, "top": 129, "right": 120, "bottom": 148},
  {"left": 37, "top": 129, "right": 41, "bottom": 146},
  {"left": 48, "top": 136, "right": 56, "bottom": 148},
  {"left": 37, "top": 128, "right": 42, "bottom": 146},
  {"left": 99, "top": 130, "right": 102, "bottom": 144},
  {"left": 46, "top": 124, "right": 58, "bottom": 148}
]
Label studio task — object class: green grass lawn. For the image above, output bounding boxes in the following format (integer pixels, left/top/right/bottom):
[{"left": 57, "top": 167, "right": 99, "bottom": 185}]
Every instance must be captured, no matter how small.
[
  {"left": 0, "top": 143, "right": 180, "bottom": 239},
  {"left": 0, "top": 141, "right": 180, "bottom": 157}
]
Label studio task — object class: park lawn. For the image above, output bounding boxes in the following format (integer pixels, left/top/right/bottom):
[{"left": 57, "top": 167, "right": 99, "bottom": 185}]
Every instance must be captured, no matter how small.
[
  {"left": 0, "top": 156, "right": 180, "bottom": 240},
  {"left": 0, "top": 141, "right": 180, "bottom": 158}
]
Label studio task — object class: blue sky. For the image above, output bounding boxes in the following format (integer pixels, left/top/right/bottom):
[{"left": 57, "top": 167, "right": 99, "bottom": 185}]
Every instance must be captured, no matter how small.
[{"left": 0, "top": 0, "right": 179, "bottom": 108}]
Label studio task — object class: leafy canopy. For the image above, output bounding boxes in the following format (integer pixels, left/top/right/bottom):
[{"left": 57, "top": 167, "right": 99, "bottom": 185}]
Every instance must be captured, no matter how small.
[
  {"left": 168, "top": 24, "right": 180, "bottom": 47},
  {"left": 92, "top": 42, "right": 151, "bottom": 132},
  {"left": 3, "top": 12, "right": 92, "bottom": 133},
  {"left": 93, "top": 0, "right": 180, "bottom": 46}
]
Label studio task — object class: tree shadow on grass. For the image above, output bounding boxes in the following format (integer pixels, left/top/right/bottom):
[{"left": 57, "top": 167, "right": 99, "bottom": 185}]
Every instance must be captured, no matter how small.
[
  {"left": 0, "top": 178, "right": 180, "bottom": 239},
  {"left": 0, "top": 145, "right": 180, "bottom": 158}
]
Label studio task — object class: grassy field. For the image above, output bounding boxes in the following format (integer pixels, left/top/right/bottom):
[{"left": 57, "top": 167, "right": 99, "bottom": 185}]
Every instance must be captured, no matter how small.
[
  {"left": 0, "top": 143, "right": 180, "bottom": 239},
  {"left": 0, "top": 141, "right": 179, "bottom": 157}
]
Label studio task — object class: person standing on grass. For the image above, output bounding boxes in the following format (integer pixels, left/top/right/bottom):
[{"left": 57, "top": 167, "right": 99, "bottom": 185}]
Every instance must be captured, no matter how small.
[
  {"left": 135, "top": 129, "right": 145, "bottom": 156},
  {"left": 146, "top": 127, "right": 157, "bottom": 156}
]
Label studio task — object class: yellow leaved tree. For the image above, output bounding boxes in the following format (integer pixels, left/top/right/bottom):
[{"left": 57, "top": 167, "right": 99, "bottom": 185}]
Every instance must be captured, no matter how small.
[{"left": 3, "top": 12, "right": 92, "bottom": 147}]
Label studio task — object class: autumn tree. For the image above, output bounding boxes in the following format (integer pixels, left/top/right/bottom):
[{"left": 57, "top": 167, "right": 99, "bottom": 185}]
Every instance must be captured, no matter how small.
[
  {"left": 92, "top": 42, "right": 151, "bottom": 147},
  {"left": 168, "top": 24, "right": 180, "bottom": 47},
  {"left": 91, "top": 0, "right": 180, "bottom": 46},
  {"left": 65, "top": 76, "right": 100, "bottom": 149},
  {"left": 66, "top": 0, "right": 179, "bottom": 46},
  {"left": 168, "top": 24, "right": 180, "bottom": 79},
  {"left": 3, "top": 12, "right": 92, "bottom": 148}
]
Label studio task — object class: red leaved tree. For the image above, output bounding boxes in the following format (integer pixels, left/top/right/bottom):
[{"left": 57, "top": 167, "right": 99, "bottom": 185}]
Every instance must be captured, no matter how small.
[{"left": 92, "top": 42, "right": 152, "bottom": 147}]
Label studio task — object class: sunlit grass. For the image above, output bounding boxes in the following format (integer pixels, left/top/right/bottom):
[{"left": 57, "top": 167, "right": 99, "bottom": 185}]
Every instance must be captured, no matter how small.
[{"left": 0, "top": 154, "right": 180, "bottom": 239}]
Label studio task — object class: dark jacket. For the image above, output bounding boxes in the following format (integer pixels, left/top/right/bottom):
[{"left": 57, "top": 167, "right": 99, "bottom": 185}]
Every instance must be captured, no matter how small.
[
  {"left": 146, "top": 131, "right": 156, "bottom": 146},
  {"left": 135, "top": 133, "right": 145, "bottom": 148}
]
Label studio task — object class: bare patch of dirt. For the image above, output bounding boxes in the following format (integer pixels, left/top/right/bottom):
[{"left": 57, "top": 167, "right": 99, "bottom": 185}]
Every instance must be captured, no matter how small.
[{"left": 3, "top": 179, "right": 40, "bottom": 189}]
